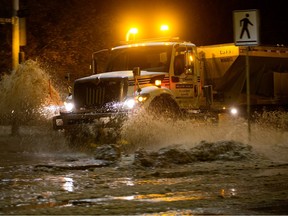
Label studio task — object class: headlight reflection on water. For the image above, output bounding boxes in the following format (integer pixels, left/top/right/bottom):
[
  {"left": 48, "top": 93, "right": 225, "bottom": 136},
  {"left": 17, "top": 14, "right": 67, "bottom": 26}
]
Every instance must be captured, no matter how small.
[
  {"left": 72, "top": 190, "right": 208, "bottom": 204},
  {"left": 129, "top": 191, "right": 206, "bottom": 202},
  {"left": 62, "top": 177, "right": 74, "bottom": 192},
  {"left": 220, "top": 188, "right": 238, "bottom": 198},
  {"left": 229, "top": 188, "right": 237, "bottom": 197},
  {"left": 45, "top": 176, "right": 75, "bottom": 192},
  {"left": 105, "top": 178, "right": 209, "bottom": 202}
]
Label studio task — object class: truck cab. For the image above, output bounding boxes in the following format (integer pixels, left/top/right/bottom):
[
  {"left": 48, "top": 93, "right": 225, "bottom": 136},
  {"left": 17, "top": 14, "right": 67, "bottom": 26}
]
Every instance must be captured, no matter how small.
[{"left": 92, "top": 39, "right": 202, "bottom": 111}]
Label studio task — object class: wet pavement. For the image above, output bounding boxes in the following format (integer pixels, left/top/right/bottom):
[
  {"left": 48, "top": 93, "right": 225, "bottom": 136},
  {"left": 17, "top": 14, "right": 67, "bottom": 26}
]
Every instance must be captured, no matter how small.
[{"left": 0, "top": 124, "right": 288, "bottom": 215}]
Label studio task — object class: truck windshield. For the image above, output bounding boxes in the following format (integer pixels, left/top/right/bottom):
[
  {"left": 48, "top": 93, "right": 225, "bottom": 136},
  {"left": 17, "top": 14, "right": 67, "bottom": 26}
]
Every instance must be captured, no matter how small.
[{"left": 106, "top": 45, "right": 172, "bottom": 72}]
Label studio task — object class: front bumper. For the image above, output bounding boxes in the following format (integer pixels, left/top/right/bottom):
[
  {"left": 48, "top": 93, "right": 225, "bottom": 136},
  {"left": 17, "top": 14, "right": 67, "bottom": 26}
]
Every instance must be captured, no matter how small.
[{"left": 52, "top": 111, "right": 128, "bottom": 130}]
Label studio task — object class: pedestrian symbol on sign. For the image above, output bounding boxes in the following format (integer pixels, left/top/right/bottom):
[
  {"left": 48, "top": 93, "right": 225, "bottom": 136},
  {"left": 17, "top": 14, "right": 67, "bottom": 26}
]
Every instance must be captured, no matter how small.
[
  {"left": 234, "top": 9, "right": 259, "bottom": 46},
  {"left": 240, "top": 13, "right": 253, "bottom": 39}
]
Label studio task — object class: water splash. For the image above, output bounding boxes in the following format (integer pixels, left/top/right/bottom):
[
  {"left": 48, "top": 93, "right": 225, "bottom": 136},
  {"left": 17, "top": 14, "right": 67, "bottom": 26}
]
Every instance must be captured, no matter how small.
[
  {"left": 120, "top": 113, "right": 288, "bottom": 162},
  {"left": 0, "top": 60, "right": 286, "bottom": 163},
  {"left": 0, "top": 60, "right": 63, "bottom": 125}
]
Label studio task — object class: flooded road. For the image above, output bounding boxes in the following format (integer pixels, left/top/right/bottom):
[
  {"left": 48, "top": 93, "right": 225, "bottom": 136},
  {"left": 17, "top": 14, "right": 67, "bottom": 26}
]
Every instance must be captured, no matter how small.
[{"left": 0, "top": 118, "right": 288, "bottom": 215}]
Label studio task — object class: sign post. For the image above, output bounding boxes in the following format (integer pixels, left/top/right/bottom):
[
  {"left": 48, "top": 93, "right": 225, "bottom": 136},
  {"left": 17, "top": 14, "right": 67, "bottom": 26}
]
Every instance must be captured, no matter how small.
[{"left": 233, "top": 9, "right": 260, "bottom": 142}]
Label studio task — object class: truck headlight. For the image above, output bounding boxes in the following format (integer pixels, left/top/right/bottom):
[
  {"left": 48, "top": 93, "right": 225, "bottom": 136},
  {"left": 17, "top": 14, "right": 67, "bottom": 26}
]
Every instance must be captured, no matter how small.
[
  {"left": 123, "top": 94, "right": 150, "bottom": 110},
  {"left": 155, "top": 79, "right": 162, "bottom": 87},
  {"left": 137, "top": 93, "right": 149, "bottom": 103},
  {"left": 123, "top": 98, "right": 136, "bottom": 109},
  {"left": 64, "top": 101, "right": 74, "bottom": 112},
  {"left": 230, "top": 107, "right": 238, "bottom": 116}
]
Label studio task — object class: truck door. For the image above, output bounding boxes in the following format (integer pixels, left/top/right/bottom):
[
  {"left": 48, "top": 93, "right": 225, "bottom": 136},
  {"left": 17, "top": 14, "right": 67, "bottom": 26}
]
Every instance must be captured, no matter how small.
[{"left": 171, "top": 45, "right": 198, "bottom": 109}]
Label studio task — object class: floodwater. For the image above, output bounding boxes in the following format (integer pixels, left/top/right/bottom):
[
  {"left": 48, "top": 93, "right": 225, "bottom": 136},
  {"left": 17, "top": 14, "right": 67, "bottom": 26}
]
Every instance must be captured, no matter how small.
[
  {"left": 0, "top": 61, "right": 288, "bottom": 215},
  {"left": 0, "top": 116, "right": 288, "bottom": 215}
]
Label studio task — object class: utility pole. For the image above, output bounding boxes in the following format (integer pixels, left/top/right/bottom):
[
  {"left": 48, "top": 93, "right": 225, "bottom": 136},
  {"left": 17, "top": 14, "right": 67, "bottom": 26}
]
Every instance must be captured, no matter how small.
[
  {"left": 12, "top": 0, "right": 20, "bottom": 71},
  {"left": 11, "top": 0, "right": 20, "bottom": 136}
]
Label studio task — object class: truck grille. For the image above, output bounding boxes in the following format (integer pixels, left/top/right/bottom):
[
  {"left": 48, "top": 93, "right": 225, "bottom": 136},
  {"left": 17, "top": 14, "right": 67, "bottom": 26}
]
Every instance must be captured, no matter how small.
[
  {"left": 85, "top": 86, "right": 105, "bottom": 106},
  {"left": 73, "top": 77, "right": 128, "bottom": 111}
]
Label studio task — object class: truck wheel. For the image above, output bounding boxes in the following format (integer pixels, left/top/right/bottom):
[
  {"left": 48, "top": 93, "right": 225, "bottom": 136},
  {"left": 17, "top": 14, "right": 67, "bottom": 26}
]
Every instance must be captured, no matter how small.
[{"left": 148, "top": 95, "right": 181, "bottom": 120}]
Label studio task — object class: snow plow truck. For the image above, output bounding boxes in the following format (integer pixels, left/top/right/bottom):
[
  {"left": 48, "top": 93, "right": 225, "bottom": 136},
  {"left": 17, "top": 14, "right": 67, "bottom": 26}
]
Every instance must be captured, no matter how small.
[{"left": 52, "top": 38, "right": 288, "bottom": 144}]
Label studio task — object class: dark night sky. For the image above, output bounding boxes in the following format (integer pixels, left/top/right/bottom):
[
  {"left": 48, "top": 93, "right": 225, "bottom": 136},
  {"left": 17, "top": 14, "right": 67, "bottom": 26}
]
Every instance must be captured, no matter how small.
[
  {"left": 0, "top": 0, "right": 287, "bottom": 46},
  {"left": 103, "top": 0, "right": 288, "bottom": 46},
  {"left": 111, "top": 0, "right": 288, "bottom": 45}
]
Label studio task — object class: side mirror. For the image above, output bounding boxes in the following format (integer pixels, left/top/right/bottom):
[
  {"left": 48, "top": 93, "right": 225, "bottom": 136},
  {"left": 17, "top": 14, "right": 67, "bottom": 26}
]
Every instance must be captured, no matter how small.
[
  {"left": 174, "top": 54, "right": 185, "bottom": 76},
  {"left": 91, "top": 56, "right": 97, "bottom": 74},
  {"left": 91, "top": 49, "right": 110, "bottom": 74}
]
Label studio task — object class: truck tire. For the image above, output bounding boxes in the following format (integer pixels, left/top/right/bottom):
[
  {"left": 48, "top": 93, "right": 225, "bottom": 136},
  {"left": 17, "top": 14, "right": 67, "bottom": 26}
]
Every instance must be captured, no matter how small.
[{"left": 148, "top": 95, "right": 181, "bottom": 120}]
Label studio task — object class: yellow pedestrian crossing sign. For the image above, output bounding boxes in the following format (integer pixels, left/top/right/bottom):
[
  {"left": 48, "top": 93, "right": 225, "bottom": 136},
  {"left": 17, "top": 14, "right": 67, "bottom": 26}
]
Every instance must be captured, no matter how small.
[{"left": 233, "top": 9, "right": 260, "bottom": 46}]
